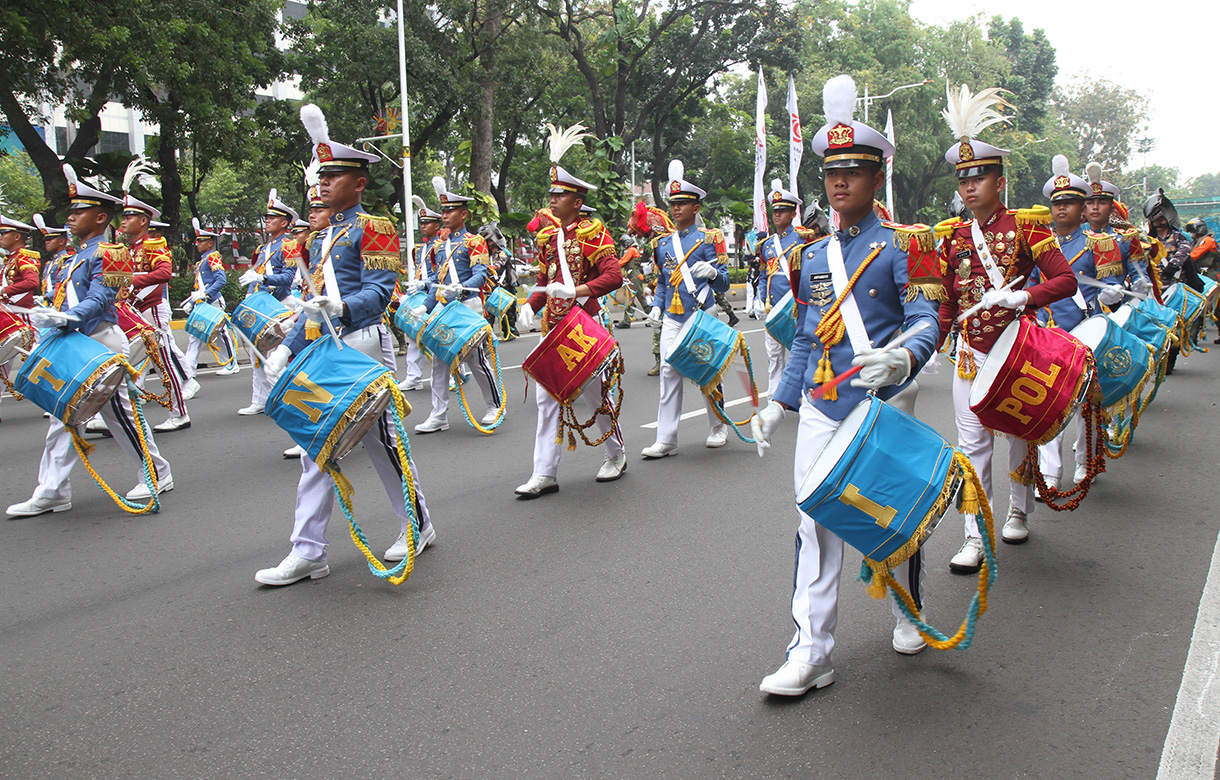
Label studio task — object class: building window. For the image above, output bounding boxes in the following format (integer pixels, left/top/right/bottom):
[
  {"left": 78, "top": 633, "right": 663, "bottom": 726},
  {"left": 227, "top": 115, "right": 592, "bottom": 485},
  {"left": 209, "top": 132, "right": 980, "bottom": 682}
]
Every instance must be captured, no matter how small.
[
  {"left": 55, "top": 127, "right": 69, "bottom": 153},
  {"left": 97, "top": 131, "right": 130, "bottom": 155}
]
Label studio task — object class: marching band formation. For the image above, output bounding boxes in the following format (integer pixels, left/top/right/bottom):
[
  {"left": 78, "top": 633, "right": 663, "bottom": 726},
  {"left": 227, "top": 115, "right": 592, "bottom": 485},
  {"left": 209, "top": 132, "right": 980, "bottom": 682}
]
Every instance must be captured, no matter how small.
[{"left": 1, "top": 76, "right": 1217, "bottom": 698}]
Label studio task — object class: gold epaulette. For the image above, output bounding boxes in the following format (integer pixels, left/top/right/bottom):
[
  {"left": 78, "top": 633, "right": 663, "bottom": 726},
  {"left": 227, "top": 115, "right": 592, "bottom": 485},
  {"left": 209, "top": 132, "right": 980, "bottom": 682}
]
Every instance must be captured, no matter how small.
[
  {"left": 793, "top": 226, "right": 820, "bottom": 245},
  {"left": 1015, "top": 205, "right": 1052, "bottom": 226},
  {"left": 888, "top": 222, "right": 935, "bottom": 253},
  {"left": 100, "top": 243, "right": 134, "bottom": 288},
  {"left": 356, "top": 212, "right": 397, "bottom": 236},
  {"left": 1116, "top": 226, "right": 1140, "bottom": 242},
  {"left": 934, "top": 218, "right": 967, "bottom": 241},
  {"left": 1084, "top": 230, "right": 1116, "bottom": 252},
  {"left": 575, "top": 218, "right": 605, "bottom": 240},
  {"left": 704, "top": 227, "right": 724, "bottom": 241},
  {"left": 143, "top": 236, "right": 169, "bottom": 253},
  {"left": 536, "top": 226, "right": 558, "bottom": 249}
]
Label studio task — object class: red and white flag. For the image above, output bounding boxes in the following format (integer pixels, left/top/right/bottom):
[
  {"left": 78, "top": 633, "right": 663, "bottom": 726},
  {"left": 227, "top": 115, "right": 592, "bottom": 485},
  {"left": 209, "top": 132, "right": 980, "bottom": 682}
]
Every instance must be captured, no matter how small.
[{"left": 752, "top": 66, "right": 768, "bottom": 234}]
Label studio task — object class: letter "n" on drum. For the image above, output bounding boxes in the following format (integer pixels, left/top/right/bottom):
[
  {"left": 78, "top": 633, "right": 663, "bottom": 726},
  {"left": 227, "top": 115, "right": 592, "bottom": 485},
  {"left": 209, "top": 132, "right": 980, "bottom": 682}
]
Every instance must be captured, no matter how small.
[
  {"left": 284, "top": 372, "right": 334, "bottom": 423},
  {"left": 557, "top": 323, "right": 598, "bottom": 371}
]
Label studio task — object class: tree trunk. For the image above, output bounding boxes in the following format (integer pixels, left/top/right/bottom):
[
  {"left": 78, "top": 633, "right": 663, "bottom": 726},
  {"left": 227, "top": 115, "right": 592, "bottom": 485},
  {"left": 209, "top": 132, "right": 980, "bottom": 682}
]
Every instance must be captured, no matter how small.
[
  {"left": 470, "top": 0, "right": 501, "bottom": 194},
  {"left": 155, "top": 107, "right": 184, "bottom": 267}
]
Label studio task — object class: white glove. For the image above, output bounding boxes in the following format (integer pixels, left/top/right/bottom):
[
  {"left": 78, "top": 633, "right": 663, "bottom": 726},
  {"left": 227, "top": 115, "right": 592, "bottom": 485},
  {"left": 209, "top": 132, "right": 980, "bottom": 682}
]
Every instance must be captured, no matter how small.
[
  {"left": 301, "top": 295, "right": 344, "bottom": 323},
  {"left": 30, "top": 307, "right": 70, "bottom": 329},
  {"left": 406, "top": 279, "right": 426, "bottom": 294},
  {"left": 980, "top": 288, "right": 1029, "bottom": 310},
  {"left": 188, "top": 290, "right": 206, "bottom": 303},
  {"left": 691, "top": 260, "right": 718, "bottom": 280},
  {"left": 641, "top": 261, "right": 654, "bottom": 276},
  {"left": 1098, "top": 284, "right": 1124, "bottom": 307},
  {"left": 646, "top": 306, "right": 662, "bottom": 325},
  {"left": 239, "top": 270, "right": 264, "bottom": 286},
  {"left": 1132, "top": 277, "right": 1153, "bottom": 297},
  {"left": 181, "top": 301, "right": 194, "bottom": 315},
  {"left": 438, "top": 282, "right": 465, "bottom": 299},
  {"left": 283, "top": 295, "right": 303, "bottom": 311},
  {"left": 263, "top": 344, "right": 293, "bottom": 383},
  {"left": 850, "top": 347, "right": 913, "bottom": 390},
  {"left": 408, "top": 305, "right": 428, "bottom": 323},
  {"left": 516, "top": 305, "right": 535, "bottom": 331},
  {"left": 750, "top": 401, "right": 786, "bottom": 458},
  {"left": 753, "top": 299, "right": 766, "bottom": 318},
  {"left": 546, "top": 280, "right": 577, "bottom": 300}
]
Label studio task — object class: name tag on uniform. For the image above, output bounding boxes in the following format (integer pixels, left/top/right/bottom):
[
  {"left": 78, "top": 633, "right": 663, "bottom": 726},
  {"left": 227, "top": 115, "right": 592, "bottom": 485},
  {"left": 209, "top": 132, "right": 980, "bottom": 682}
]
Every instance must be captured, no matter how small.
[
  {"left": 809, "top": 272, "right": 834, "bottom": 307},
  {"left": 955, "top": 249, "right": 972, "bottom": 260}
]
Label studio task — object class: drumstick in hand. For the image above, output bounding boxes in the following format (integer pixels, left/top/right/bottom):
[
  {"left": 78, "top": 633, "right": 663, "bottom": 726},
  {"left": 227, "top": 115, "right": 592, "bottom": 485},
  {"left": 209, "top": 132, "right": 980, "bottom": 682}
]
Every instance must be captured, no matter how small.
[
  {"left": 1, "top": 303, "right": 80, "bottom": 321},
  {"left": 808, "top": 322, "right": 931, "bottom": 402},
  {"left": 293, "top": 256, "right": 344, "bottom": 351},
  {"left": 1075, "top": 273, "right": 1148, "bottom": 300},
  {"left": 957, "top": 275, "right": 1026, "bottom": 324}
]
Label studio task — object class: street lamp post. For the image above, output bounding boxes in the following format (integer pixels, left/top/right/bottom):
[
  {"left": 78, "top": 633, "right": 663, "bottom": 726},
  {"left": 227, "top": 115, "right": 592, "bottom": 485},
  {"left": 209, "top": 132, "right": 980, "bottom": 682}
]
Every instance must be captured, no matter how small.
[{"left": 858, "top": 79, "right": 932, "bottom": 123}]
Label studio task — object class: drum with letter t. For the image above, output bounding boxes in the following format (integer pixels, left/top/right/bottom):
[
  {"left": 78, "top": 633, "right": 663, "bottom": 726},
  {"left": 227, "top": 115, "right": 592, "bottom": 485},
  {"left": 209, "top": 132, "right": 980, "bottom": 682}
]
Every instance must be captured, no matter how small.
[
  {"left": 969, "top": 317, "right": 1092, "bottom": 445},
  {"left": 14, "top": 330, "right": 127, "bottom": 426}
]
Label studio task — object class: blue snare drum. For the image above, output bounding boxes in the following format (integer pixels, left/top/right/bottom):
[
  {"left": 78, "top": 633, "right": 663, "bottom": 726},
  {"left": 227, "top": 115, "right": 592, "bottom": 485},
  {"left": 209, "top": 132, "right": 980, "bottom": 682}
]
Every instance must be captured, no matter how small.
[
  {"left": 1132, "top": 295, "right": 1182, "bottom": 335},
  {"left": 796, "top": 395, "right": 961, "bottom": 569},
  {"left": 392, "top": 292, "right": 428, "bottom": 348},
  {"left": 1164, "top": 283, "right": 1206, "bottom": 327},
  {"left": 14, "top": 330, "right": 127, "bottom": 426},
  {"left": 233, "top": 291, "right": 294, "bottom": 353},
  {"left": 484, "top": 287, "right": 515, "bottom": 323},
  {"left": 184, "top": 301, "right": 229, "bottom": 345},
  {"left": 421, "top": 301, "right": 493, "bottom": 373},
  {"left": 763, "top": 290, "right": 797, "bottom": 350},
  {"left": 664, "top": 308, "right": 741, "bottom": 389},
  {"left": 1069, "top": 314, "right": 1155, "bottom": 411},
  {"left": 1111, "top": 304, "right": 1170, "bottom": 364},
  {"left": 265, "top": 337, "right": 401, "bottom": 471}
]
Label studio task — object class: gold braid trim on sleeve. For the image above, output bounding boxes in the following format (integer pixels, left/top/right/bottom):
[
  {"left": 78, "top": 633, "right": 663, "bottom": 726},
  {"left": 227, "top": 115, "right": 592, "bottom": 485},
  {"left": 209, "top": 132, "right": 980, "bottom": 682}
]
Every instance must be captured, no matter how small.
[
  {"left": 892, "top": 223, "right": 935, "bottom": 253},
  {"left": 356, "top": 212, "right": 397, "bottom": 236}
]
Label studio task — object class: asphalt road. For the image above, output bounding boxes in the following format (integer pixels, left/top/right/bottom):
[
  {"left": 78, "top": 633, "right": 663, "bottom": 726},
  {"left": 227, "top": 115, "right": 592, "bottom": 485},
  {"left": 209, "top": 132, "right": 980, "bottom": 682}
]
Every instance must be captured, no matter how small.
[{"left": 2, "top": 313, "right": 1218, "bottom": 779}]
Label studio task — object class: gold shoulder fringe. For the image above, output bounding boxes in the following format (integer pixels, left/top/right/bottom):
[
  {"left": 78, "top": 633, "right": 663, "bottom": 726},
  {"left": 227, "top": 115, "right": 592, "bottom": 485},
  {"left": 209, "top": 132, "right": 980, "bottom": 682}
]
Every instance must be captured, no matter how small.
[
  {"left": 934, "top": 218, "right": 965, "bottom": 241},
  {"left": 363, "top": 253, "right": 402, "bottom": 272},
  {"left": 357, "top": 212, "right": 397, "bottom": 236},
  {"left": 1016, "top": 205, "right": 1052, "bottom": 225},
  {"left": 892, "top": 223, "right": 935, "bottom": 252},
  {"left": 905, "top": 283, "right": 948, "bottom": 303},
  {"left": 575, "top": 218, "right": 605, "bottom": 240}
]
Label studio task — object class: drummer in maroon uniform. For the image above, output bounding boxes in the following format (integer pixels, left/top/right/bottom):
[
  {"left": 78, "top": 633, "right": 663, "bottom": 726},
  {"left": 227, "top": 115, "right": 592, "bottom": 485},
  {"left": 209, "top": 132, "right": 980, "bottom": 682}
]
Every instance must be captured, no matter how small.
[{"left": 936, "top": 84, "right": 1076, "bottom": 569}]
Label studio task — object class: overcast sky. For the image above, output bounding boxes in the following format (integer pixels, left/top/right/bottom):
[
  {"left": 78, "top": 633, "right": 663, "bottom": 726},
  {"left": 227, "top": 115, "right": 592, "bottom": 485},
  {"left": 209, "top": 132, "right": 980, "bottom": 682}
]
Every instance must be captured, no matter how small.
[{"left": 908, "top": 0, "right": 1218, "bottom": 182}]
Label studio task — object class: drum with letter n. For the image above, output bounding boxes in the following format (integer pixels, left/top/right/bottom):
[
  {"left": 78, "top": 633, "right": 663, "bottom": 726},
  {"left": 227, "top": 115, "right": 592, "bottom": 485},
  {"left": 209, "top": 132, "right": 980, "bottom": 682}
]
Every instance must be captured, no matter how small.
[
  {"left": 523, "top": 306, "right": 619, "bottom": 405},
  {"left": 184, "top": 301, "right": 229, "bottom": 345},
  {"left": 14, "top": 330, "right": 127, "bottom": 426},
  {"left": 969, "top": 317, "right": 1092, "bottom": 445},
  {"left": 266, "top": 336, "right": 405, "bottom": 471},
  {"left": 232, "top": 291, "right": 295, "bottom": 354},
  {"left": 763, "top": 290, "right": 797, "bottom": 350}
]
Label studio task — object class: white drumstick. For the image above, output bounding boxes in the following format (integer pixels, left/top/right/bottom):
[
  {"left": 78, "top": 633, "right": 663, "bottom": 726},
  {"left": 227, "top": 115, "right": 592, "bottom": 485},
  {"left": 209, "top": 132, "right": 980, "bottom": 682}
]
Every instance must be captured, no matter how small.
[
  {"left": 957, "top": 275, "right": 1026, "bottom": 323},
  {"left": 1075, "top": 273, "right": 1147, "bottom": 300},
  {"left": 293, "top": 256, "right": 344, "bottom": 351},
  {"left": 2, "top": 303, "right": 81, "bottom": 322}
]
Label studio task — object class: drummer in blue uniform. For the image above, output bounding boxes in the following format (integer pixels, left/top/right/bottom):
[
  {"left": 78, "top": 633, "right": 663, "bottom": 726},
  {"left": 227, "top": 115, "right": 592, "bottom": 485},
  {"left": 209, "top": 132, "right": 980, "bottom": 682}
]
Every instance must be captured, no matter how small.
[
  {"left": 183, "top": 219, "right": 239, "bottom": 380},
  {"left": 1082, "top": 163, "right": 1146, "bottom": 293},
  {"left": 641, "top": 159, "right": 733, "bottom": 457},
  {"left": 6, "top": 165, "right": 173, "bottom": 517},
  {"left": 405, "top": 176, "right": 502, "bottom": 434},
  {"left": 1033, "top": 156, "right": 1116, "bottom": 490},
  {"left": 255, "top": 104, "right": 435, "bottom": 586},
  {"left": 397, "top": 196, "right": 442, "bottom": 391},
  {"left": 755, "top": 179, "right": 806, "bottom": 397},
  {"left": 236, "top": 189, "right": 302, "bottom": 416},
  {"left": 751, "top": 75, "right": 942, "bottom": 696}
]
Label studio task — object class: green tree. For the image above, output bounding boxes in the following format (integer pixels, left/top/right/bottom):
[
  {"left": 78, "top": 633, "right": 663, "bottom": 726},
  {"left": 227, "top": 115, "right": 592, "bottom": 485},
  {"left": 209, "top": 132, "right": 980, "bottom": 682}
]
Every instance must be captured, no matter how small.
[
  {"left": 0, "top": 150, "right": 50, "bottom": 218},
  {"left": 1054, "top": 78, "right": 1146, "bottom": 175}
]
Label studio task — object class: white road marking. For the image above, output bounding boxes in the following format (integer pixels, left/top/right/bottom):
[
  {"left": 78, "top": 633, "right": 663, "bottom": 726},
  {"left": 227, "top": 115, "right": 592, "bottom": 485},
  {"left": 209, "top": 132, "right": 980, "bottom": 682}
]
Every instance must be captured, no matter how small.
[{"left": 1157, "top": 523, "right": 1220, "bottom": 780}]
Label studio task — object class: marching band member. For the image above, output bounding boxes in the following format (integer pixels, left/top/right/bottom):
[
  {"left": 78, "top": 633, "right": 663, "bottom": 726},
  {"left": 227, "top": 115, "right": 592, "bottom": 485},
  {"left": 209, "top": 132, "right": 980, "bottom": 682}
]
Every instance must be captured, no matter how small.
[
  {"left": 407, "top": 176, "right": 503, "bottom": 435},
  {"left": 6, "top": 166, "right": 173, "bottom": 517},
  {"left": 756, "top": 180, "right": 808, "bottom": 396},
  {"left": 0, "top": 214, "right": 40, "bottom": 420},
  {"left": 626, "top": 201, "right": 675, "bottom": 376},
  {"left": 936, "top": 84, "right": 1076, "bottom": 566},
  {"left": 237, "top": 189, "right": 302, "bottom": 416},
  {"left": 1082, "top": 162, "right": 1145, "bottom": 296},
  {"left": 256, "top": 104, "right": 434, "bottom": 586},
  {"left": 33, "top": 215, "right": 72, "bottom": 302},
  {"left": 183, "top": 219, "right": 239, "bottom": 379},
  {"left": 120, "top": 181, "right": 197, "bottom": 432},
  {"left": 753, "top": 75, "right": 942, "bottom": 695},
  {"left": 642, "top": 159, "right": 733, "bottom": 457},
  {"left": 512, "top": 142, "right": 626, "bottom": 498},
  {"left": 396, "top": 195, "right": 442, "bottom": 389}
]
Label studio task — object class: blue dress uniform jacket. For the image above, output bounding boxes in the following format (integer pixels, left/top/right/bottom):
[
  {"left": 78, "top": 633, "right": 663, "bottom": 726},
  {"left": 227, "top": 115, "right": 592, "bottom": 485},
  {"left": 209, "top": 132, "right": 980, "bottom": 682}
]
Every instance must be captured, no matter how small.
[
  {"left": 1034, "top": 227, "right": 1108, "bottom": 331},
  {"left": 651, "top": 225, "right": 730, "bottom": 324},
  {"left": 423, "top": 227, "right": 489, "bottom": 309},
  {"left": 283, "top": 203, "right": 398, "bottom": 355},
  {"left": 759, "top": 225, "right": 802, "bottom": 305},
  {"left": 198, "top": 251, "right": 228, "bottom": 303},
  {"left": 57, "top": 234, "right": 118, "bottom": 335},
  {"left": 412, "top": 237, "right": 438, "bottom": 281},
  {"left": 773, "top": 212, "right": 939, "bottom": 421},
  {"left": 248, "top": 233, "right": 297, "bottom": 300}
]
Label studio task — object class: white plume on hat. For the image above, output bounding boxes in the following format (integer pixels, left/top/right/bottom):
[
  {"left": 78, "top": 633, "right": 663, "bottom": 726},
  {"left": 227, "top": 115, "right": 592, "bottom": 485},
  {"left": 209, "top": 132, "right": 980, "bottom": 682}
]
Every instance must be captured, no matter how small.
[
  {"left": 431, "top": 175, "right": 447, "bottom": 201},
  {"left": 63, "top": 163, "right": 79, "bottom": 189},
  {"left": 269, "top": 187, "right": 278, "bottom": 203},
  {"left": 942, "top": 83, "right": 1014, "bottom": 142},
  {"left": 34, "top": 213, "right": 47, "bottom": 232},
  {"left": 1052, "top": 154, "right": 1070, "bottom": 177},
  {"left": 300, "top": 103, "right": 330, "bottom": 146},
  {"left": 546, "top": 123, "right": 594, "bottom": 164},
  {"left": 303, "top": 159, "right": 320, "bottom": 187},
  {"left": 822, "top": 74, "right": 857, "bottom": 126},
  {"left": 122, "top": 155, "right": 152, "bottom": 195},
  {"left": 1085, "top": 161, "right": 1103, "bottom": 185},
  {"left": 192, "top": 217, "right": 203, "bottom": 235},
  {"left": 771, "top": 178, "right": 783, "bottom": 192},
  {"left": 412, "top": 194, "right": 426, "bottom": 211},
  {"left": 668, "top": 159, "right": 684, "bottom": 184}
]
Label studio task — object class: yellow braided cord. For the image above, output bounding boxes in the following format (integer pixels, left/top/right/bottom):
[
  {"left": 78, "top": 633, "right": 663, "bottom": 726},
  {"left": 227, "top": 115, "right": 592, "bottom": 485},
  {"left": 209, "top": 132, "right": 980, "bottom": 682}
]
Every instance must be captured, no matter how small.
[
  {"left": 70, "top": 365, "right": 160, "bottom": 515},
  {"left": 455, "top": 335, "right": 506, "bottom": 435},
  {"left": 812, "top": 245, "right": 883, "bottom": 400},
  {"left": 207, "top": 329, "right": 237, "bottom": 370},
  {"left": 136, "top": 332, "right": 175, "bottom": 410}
]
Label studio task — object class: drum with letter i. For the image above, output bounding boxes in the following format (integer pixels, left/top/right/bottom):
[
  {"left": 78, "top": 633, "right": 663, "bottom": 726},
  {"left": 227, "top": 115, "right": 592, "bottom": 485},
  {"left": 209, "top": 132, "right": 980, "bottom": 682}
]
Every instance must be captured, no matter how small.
[
  {"left": 795, "top": 395, "right": 996, "bottom": 651},
  {"left": 483, "top": 287, "right": 516, "bottom": 327},
  {"left": 115, "top": 301, "right": 158, "bottom": 371},
  {"left": 0, "top": 308, "right": 34, "bottom": 366},
  {"left": 969, "top": 317, "right": 1092, "bottom": 446},
  {"left": 664, "top": 308, "right": 760, "bottom": 441},
  {"left": 265, "top": 336, "right": 423, "bottom": 587},
  {"left": 232, "top": 291, "right": 295, "bottom": 354},
  {"left": 420, "top": 300, "right": 507, "bottom": 433},
  {"left": 14, "top": 330, "right": 127, "bottom": 426},
  {"left": 391, "top": 291, "right": 428, "bottom": 350},
  {"left": 183, "top": 301, "right": 229, "bottom": 345},
  {"left": 763, "top": 290, "right": 797, "bottom": 350}
]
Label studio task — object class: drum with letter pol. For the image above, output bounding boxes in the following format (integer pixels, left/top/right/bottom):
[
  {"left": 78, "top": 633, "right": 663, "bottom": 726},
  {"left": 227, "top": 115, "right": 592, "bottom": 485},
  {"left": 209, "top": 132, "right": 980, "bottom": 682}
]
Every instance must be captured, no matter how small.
[
  {"left": 232, "top": 291, "right": 295, "bottom": 354},
  {"left": 14, "top": 330, "right": 127, "bottom": 426},
  {"left": 969, "top": 317, "right": 1092, "bottom": 446},
  {"left": 763, "top": 290, "right": 797, "bottom": 350}
]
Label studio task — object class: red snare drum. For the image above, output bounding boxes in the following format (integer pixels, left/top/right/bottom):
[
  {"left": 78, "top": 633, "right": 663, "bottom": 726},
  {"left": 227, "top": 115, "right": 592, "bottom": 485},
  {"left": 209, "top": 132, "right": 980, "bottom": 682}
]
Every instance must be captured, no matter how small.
[
  {"left": 116, "top": 301, "right": 158, "bottom": 370},
  {"left": 968, "top": 317, "right": 1092, "bottom": 445},
  {"left": 0, "top": 308, "right": 33, "bottom": 365},
  {"left": 522, "top": 306, "right": 619, "bottom": 404}
]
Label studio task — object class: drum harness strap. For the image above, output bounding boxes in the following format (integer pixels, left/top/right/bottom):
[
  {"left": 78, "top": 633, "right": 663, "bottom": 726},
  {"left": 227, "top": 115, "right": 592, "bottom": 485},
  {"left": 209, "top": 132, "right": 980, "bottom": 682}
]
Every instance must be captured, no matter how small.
[
  {"left": 454, "top": 318, "right": 507, "bottom": 435},
  {"left": 812, "top": 239, "right": 883, "bottom": 401}
]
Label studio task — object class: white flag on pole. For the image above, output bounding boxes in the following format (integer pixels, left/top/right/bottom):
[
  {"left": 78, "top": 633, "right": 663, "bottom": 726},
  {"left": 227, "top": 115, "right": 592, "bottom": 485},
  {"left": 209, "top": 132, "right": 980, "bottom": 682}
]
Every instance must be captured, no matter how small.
[
  {"left": 753, "top": 66, "right": 768, "bottom": 234},
  {"left": 787, "top": 74, "right": 803, "bottom": 226},
  {"left": 884, "top": 109, "right": 896, "bottom": 221}
]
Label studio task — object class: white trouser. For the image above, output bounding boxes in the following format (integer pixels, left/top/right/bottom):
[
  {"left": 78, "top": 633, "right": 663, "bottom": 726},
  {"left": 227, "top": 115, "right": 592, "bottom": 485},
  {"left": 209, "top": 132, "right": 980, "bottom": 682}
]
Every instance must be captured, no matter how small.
[
  {"left": 403, "top": 340, "right": 424, "bottom": 383},
  {"left": 655, "top": 316, "right": 720, "bottom": 445},
  {"left": 428, "top": 298, "right": 500, "bottom": 421},
  {"left": 532, "top": 376, "right": 625, "bottom": 478},
  {"left": 763, "top": 331, "right": 788, "bottom": 399},
  {"left": 133, "top": 301, "right": 189, "bottom": 417},
  {"left": 1037, "top": 408, "right": 1087, "bottom": 481},
  {"left": 34, "top": 324, "right": 171, "bottom": 501},
  {"left": 289, "top": 325, "right": 431, "bottom": 561},
  {"left": 183, "top": 297, "right": 234, "bottom": 378},
  {"left": 952, "top": 348, "right": 1033, "bottom": 538},
  {"left": 744, "top": 282, "right": 756, "bottom": 314},
  {"left": 785, "top": 392, "right": 926, "bottom": 666},
  {"left": 250, "top": 364, "right": 271, "bottom": 406}
]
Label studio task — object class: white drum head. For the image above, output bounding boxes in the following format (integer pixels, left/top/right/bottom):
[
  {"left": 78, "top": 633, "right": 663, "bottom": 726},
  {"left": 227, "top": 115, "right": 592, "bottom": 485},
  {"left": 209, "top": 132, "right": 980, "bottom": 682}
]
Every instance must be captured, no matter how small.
[
  {"left": 663, "top": 315, "right": 698, "bottom": 363},
  {"left": 968, "top": 319, "right": 1021, "bottom": 407},
  {"left": 1069, "top": 315, "right": 1109, "bottom": 351},
  {"left": 1108, "top": 304, "right": 1133, "bottom": 328},
  {"left": 800, "top": 400, "right": 871, "bottom": 495}
]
